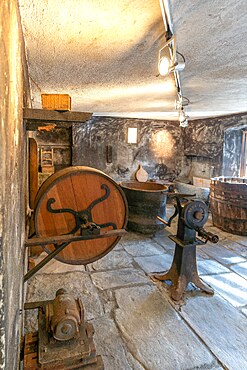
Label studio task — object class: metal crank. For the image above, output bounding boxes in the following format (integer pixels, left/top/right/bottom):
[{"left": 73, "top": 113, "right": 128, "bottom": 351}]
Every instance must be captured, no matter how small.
[
  {"left": 152, "top": 195, "right": 219, "bottom": 301},
  {"left": 46, "top": 183, "right": 117, "bottom": 234}
]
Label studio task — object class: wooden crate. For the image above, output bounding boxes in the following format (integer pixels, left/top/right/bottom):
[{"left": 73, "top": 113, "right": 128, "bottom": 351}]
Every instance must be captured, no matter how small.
[{"left": 41, "top": 94, "right": 71, "bottom": 111}]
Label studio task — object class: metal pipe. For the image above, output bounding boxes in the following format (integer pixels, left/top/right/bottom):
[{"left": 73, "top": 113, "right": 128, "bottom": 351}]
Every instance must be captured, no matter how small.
[
  {"left": 25, "top": 228, "right": 127, "bottom": 247},
  {"left": 24, "top": 229, "right": 127, "bottom": 282},
  {"left": 24, "top": 242, "right": 70, "bottom": 282},
  {"left": 159, "top": 0, "right": 183, "bottom": 100},
  {"left": 159, "top": 0, "right": 174, "bottom": 35}
]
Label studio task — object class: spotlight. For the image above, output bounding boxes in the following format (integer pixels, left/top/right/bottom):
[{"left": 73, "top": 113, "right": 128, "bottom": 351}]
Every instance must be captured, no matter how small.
[
  {"left": 158, "top": 57, "right": 170, "bottom": 76},
  {"left": 158, "top": 35, "right": 185, "bottom": 76}
]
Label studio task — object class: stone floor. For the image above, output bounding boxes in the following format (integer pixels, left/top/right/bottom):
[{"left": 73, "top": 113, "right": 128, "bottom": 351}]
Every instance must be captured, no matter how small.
[{"left": 25, "top": 208, "right": 247, "bottom": 370}]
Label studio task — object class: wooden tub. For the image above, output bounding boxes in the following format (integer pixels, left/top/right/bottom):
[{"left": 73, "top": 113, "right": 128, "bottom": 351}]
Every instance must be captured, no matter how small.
[{"left": 210, "top": 177, "right": 247, "bottom": 236}]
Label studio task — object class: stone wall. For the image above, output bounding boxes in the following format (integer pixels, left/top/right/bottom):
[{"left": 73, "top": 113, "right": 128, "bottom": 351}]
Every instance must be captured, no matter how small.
[
  {"left": 183, "top": 113, "right": 247, "bottom": 180},
  {"left": 0, "top": 1, "right": 29, "bottom": 368},
  {"left": 72, "top": 114, "right": 247, "bottom": 183},
  {"left": 72, "top": 117, "right": 189, "bottom": 182}
]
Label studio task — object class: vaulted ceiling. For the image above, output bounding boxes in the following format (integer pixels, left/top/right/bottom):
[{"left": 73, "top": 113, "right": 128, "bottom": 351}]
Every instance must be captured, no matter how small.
[{"left": 19, "top": 0, "right": 247, "bottom": 120}]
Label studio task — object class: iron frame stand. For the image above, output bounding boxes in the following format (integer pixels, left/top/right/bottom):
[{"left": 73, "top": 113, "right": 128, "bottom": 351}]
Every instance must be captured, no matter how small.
[
  {"left": 153, "top": 221, "right": 214, "bottom": 301},
  {"left": 152, "top": 195, "right": 217, "bottom": 301}
]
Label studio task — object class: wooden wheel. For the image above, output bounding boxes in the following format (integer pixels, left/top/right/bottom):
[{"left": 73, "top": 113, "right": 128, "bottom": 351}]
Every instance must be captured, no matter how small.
[{"left": 34, "top": 166, "right": 128, "bottom": 265}]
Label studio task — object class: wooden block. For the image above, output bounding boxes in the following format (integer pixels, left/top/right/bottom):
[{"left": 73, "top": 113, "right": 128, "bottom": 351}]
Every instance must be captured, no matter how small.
[
  {"left": 25, "top": 332, "right": 38, "bottom": 345},
  {"left": 41, "top": 166, "right": 55, "bottom": 174},
  {"left": 24, "top": 333, "right": 38, "bottom": 369},
  {"left": 28, "top": 257, "right": 36, "bottom": 271},
  {"left": 24, "top": 353, "right": 38, "bottom": 369},
  {"left": 41, "top": 94, "right": 71, "bottom": 111}
]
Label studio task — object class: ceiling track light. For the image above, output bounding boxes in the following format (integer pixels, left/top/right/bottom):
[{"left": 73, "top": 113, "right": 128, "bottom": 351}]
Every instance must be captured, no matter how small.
[
  {"left": 175, "top": 94, "right": 190, "bottom": 109},
  {"left": 158, "top": 35, "right": 185, "bottom": 76}
]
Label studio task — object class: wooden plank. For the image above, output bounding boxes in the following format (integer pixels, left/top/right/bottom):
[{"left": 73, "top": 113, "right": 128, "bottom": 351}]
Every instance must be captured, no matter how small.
[
  {"left": 25, "top": 229, "right": 127, "bottom": 247},
  {"left": 240, "top": 132, "right": 247, "bottom": 177},
  {"left": 24, "top": 300, "right": 53, "bottom": 310},
  {"left": 29, "top": 138, "right": 39, "bottom": 209},
  {"left": 24, "top": 108, "right": 92, "bottom": 130}
]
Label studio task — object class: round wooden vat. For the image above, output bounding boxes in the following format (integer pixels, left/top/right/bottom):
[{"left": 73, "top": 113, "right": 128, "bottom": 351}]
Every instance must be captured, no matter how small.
[
  {"left": 120, "top": 181, "right": 168, "bottom": 234},
  {"left": 34, "top": 166, "right": 128, "bottom": 265},
  {"left": 210, "top": 177, "right": 247, "bottom": 235}
]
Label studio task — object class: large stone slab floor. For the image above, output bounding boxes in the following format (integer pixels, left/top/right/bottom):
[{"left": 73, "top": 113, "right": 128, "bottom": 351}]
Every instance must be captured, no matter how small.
[{"left": 25, "top": 213, "right": 247, "bottom": 370}]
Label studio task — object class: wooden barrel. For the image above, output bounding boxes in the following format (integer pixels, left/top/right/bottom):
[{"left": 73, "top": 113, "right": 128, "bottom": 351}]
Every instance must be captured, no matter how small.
[
  {"left": 210, "top": 177, "right": 247, "bottom": 235},
  {"left": 34, "top": 166, "right": 128, "bottom": 264},
  {"left": 120, "top": 181, "right": 168, "bottom": 234}
]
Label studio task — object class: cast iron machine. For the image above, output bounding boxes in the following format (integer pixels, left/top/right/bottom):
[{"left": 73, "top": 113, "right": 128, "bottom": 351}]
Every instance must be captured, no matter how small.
[
  {"left": 24, "top": 289, "right": 104, "bottom": 369},
  {"left": 153, "top": 195, "right": 219, "bottom": 301}
]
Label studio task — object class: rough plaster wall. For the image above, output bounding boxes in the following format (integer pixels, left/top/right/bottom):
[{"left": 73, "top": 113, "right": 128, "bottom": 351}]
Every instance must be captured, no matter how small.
[
  {"left": 19, "top": 0, "right": 177, "bottom": 116},
  {"left": 72, "top": 117, "right": 188, "bottom": 182},
  {"left": 183, "top": 113, "right": 247, "bottom": 179},
  {"left": 0, "top": 1, "right": 27, "bottom": 368},
  {"left": 170, "top": 0, "right": 247, "bottom": 116},
  {"left": 19, "top": 0, "right": 247, "bottom": 119}
]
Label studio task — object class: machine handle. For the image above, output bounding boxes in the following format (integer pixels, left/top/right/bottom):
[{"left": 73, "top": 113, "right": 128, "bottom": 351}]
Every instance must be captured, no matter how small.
[
  {"left": 157, "top": 215, "right": 169, "bottom": 226},
  {"left": 197, "top": 228, "right": 219, "bottom": 243},
  {"left": 157, "top": 205, "right": 178, "bottom": 227}
]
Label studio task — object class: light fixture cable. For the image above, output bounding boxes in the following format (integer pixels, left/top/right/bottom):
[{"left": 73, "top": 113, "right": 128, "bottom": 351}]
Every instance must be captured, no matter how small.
[{"left": 158, "top": 0, "right": 190, "bottom": 127}]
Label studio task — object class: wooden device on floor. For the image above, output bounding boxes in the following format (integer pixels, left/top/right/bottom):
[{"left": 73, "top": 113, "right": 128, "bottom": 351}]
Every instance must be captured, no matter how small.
[
  {"left": 153, "top": 195, "right": 219, "bottom": 301},
  {"left": 23, "top": 289, "right": 103, "bottom": 369}
]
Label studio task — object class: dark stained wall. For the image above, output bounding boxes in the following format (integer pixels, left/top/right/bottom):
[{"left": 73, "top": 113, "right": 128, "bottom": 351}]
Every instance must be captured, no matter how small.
[
  {"left": 72, "top": 113, "right": 247, "bottom": 183},
  {"left": 0, "top": 1, "right": 29, "bottom": 368},
  {"left": 72, "top": 117, "right": 189, "bottom": 182}
]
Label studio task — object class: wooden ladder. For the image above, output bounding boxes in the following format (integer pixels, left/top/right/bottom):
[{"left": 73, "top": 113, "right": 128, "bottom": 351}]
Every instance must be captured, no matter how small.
[{"left": 40, "top": 147, "right": 54, "bottom": 173}]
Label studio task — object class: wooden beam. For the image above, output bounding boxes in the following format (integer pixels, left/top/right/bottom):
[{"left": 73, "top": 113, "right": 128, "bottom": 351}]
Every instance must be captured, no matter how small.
[
  {"left": 23, "top": 108, "right": 92, "bottom": 130},
  {"left": 240, "top": 132, "right": 247, "bottom": 177},
  {"left": 28, "top": 138, "right": 39, "bottom": 209}
]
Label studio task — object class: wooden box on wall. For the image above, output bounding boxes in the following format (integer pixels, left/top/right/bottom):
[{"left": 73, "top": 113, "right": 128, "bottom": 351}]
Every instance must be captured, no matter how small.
[{"left": 41, "top": 94, "right": 71, "bottom": 111}]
